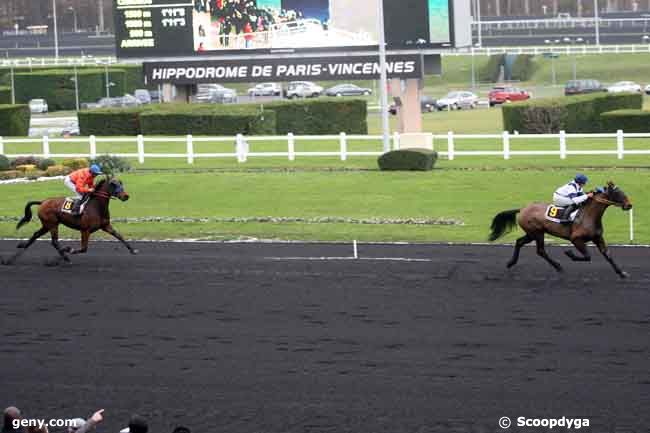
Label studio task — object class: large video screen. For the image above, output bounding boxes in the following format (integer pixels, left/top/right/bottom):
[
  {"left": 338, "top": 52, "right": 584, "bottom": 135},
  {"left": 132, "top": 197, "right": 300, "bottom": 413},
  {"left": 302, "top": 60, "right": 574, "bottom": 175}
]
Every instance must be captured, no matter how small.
[{"left": 114, "top": 0, "right": 453, "bottom": 58}]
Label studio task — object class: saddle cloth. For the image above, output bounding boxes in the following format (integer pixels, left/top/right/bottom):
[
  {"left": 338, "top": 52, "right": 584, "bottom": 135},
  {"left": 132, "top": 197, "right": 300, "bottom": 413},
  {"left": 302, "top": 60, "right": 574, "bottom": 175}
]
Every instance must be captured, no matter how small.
[
  {"left": 60, "top": 197, "right": 89, "bottom": 215},
  {"left": 545, "top": 205, "right": 578, "bottom": 224}
]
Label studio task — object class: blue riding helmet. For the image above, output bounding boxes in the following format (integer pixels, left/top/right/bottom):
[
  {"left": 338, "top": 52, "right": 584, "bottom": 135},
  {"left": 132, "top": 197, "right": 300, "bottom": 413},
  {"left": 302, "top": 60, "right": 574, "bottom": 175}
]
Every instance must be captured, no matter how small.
[
  {"left": 89, "top": 164, "right": 103, "bottom": 175},
  {"left": 574, "top": 173, "right": 588, "bottom": 185}
]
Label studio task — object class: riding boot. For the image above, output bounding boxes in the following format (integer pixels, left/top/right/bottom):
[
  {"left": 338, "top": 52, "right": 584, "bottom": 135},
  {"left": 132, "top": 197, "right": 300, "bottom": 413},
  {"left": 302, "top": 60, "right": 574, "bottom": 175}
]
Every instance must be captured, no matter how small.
[{"left": 561, "top": 204, "right": 577, "bottom": 222}]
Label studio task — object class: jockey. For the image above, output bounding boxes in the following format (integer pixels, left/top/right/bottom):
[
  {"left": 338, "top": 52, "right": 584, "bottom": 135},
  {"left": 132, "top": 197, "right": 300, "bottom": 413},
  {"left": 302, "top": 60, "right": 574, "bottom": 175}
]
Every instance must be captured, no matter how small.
[
  {"left": 64, "top": 164, "right": 103, "bottom": 213},
  {"left": 552, "top": 173, "right": 594, "bottom": 221}
]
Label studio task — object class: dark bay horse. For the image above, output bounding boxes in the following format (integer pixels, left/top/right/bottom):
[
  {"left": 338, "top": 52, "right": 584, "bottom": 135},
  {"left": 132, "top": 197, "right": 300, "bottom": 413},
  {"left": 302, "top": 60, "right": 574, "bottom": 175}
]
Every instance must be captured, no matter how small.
[
  {"left": 488, "top": 181, "right": 633, "bottom": 278},
  {"left": 3, "top": 177, "right": 138, "bottom": 265}
]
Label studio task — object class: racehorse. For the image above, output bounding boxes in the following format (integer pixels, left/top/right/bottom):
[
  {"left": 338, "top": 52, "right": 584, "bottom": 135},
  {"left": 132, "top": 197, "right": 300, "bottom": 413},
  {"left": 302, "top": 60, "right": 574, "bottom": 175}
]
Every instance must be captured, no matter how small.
[
  {"left": 488, "top": 181, "right": 632, "bottom": 278},
  {"left": 2, "top": 177, "right": 138, "bottom": 265}
]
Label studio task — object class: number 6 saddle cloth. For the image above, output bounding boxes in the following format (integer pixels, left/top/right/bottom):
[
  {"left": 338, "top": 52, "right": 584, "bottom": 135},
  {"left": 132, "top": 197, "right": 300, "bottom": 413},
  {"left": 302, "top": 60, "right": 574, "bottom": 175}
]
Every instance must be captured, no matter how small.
[{"left": 60, "top": 197, "right": 89, "bottom": 215}]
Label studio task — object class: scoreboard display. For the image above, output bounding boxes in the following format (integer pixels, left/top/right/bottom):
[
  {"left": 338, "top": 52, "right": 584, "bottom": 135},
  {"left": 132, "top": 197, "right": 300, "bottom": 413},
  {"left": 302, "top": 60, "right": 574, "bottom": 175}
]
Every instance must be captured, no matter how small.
[{"left": 114, "top": 0, "right": 463, "bottom": 59}]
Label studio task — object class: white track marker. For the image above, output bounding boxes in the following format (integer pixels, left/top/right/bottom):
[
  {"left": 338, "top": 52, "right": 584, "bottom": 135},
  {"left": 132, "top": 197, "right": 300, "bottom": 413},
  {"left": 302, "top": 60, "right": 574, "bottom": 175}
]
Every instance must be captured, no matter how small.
[
  {"left": 353, "top": 240, "right": 358, "bottom": 259},
  {"left": 264, "top": 256, "right": 434, "bottom": 262}
]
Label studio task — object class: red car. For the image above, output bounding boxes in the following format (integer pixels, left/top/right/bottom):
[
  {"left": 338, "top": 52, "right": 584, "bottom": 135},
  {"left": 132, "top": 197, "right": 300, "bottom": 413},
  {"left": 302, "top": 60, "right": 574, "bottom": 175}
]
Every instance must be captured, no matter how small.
[{"left": 488, "top": 86, "right": 531, "bottom": 106}]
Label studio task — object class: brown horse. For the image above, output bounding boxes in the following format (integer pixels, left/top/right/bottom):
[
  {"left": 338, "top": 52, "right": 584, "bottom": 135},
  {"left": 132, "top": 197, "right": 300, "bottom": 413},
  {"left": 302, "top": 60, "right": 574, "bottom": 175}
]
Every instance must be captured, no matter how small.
[
  {"left": 3, "top": 177, "right": 138, "bottom": 265},
  {"left": 488, "top": 181, "right": 633, "bottom": 278}
]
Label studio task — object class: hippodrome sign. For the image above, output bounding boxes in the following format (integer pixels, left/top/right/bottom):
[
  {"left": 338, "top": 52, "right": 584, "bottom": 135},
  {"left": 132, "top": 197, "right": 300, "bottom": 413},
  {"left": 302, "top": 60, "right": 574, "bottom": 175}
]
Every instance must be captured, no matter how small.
[
  {"left": 144, "top": 55, "right": 423, "bottom": 84},
  {"left": 114, "top": 0, "right": 460, "bottom": 58}
]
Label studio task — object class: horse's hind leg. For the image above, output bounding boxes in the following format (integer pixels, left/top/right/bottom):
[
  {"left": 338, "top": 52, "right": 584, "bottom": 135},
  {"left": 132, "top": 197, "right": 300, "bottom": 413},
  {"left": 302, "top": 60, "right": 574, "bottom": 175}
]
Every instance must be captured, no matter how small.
[
  {"left": 594, "top": 236, "right": 628, "bottom": 279},
  {"left": 102, "top": 224, "right": 138, "bottom": 255},
  {"left": 69, "top": 230, "right": 90, "bottom": 255},
  {"left": 507, "top": 234, "right": 533, "bottom": 268},
  {"left": 565, "top": 238, "right": 591, "bottom": 262},
  {"left": 535, "top": 235, "right": 563, "bottom": 272},
  {"left": 50, "top": 226, "right": 71, "bottom": 262},
  {"left": 2, "top": 226, "right": 49, "bottom": 265}
]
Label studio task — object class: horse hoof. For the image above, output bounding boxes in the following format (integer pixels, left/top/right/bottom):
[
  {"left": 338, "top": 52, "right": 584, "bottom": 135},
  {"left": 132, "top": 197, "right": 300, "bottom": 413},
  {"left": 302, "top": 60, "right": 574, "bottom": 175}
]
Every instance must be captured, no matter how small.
[
  {"left": 130, "top": 249, "right": 139, "bottom": 255},
  {"left": 564, "top": 250, "right": 575, "bottom": 259},
  {"left": 619, "top": 271, "right": 630, "bottom": 279},
  {"left": 62, "top": 246, "right": 73, "bottom": 253},
  {"left": 16, "top": 243, "right": 26, "bottom": 249},
  {"left": 506, "top": 262, "right": 515, "bottom": 269},
  {"left": 62, "top": 255, "right": 71, "bottom": 263}
]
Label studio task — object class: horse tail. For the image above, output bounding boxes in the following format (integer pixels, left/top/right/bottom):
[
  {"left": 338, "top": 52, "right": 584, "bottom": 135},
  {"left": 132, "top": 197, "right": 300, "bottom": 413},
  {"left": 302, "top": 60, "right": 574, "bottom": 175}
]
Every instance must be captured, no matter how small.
[
  {"left": 16, "top": 201, "right": 42, "bottom": 230},
  {"left": 488, "top": 209, "right": 520, "bottom": 242}
]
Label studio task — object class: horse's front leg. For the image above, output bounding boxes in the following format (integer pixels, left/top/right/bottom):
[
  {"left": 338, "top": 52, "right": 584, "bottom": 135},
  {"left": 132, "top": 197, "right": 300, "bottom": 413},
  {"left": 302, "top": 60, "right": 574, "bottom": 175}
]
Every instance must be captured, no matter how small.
[
  {"left": 565, "top": 237, "right": 591, "bottom": 262},
  {"left": 593, "top": 236, "right": 629, "bottom": 278},
  {"left": 103, "top": 224, "right": 138, "bottom": 255},
  {"left": 535, "top": 235, "right": 563, "bottom": 272},
  {"left": 69, "top": 230, "right": 90, "bottom": 255}
]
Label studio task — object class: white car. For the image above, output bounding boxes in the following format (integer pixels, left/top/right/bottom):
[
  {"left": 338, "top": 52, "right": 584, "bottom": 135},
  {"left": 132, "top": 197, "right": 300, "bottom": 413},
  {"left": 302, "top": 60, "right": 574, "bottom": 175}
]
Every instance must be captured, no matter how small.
[
  {"left": 606, "top": 81, "right": 641, "bottom": 93},
  {"left": 247, "top": 82, "right": 282, "bottom": 97},
  {"left": 194, "top": 84, "right": 238, "bottom": 103},
  {"left": 28, "top": 99, "right": 48, "bottom": 113},
  {"left": 285, "top": 81, "right": 323, "bottom": 99},
  {"left": 436, "top": 91, "right": 478, "bottom": 110}
]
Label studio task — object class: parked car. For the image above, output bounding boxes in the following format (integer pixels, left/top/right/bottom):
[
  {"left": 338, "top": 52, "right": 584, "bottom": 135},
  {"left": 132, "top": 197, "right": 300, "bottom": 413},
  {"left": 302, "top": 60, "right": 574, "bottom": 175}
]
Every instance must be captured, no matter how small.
[
  {"left": 194, "top": 84, "right": 238, "bottom": 103},
  {"left": 134, "top": 89, "right": 152, "bottom": 104},
  {"left": 61, "top": 125, "right": 80, "bottom": 136},
  {"left": 436, "top": 91, "right": 478, "bottom": 110},
  {"left": 564, "top": 79, "right": 604, "bottom": 96},
  {"left": 28, "top": 99, "right": 48, "bottom": 113},
  {"left": 325, "top": 84, "right": 372, "bottom": 97},
  {"left": 149, "top": 89, "right": 161, "bottom": 103},
  {"left": 606, "top": 81, "right": 641, "bottom": 93},
  {"left": 247, "top": 82, "right": 282, "bottom": 96},
  {"left": 389, "top": 95, "right": 437, "bottom": 115},
  {"left": 120, "top": 94, "right": 142, "bottom": 107},
  {"left": 488, "top": 86, "right": 531, "bottom": 106},
  {"left": 285, "top": 81, "right": 323, "bottom": 99}
]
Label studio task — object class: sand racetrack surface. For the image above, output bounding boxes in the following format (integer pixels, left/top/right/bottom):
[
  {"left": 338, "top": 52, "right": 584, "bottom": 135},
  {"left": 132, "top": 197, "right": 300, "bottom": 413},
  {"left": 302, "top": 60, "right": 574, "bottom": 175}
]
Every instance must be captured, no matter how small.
[{"left": 1, "top": 241, "right": 648, "bottom": 433}]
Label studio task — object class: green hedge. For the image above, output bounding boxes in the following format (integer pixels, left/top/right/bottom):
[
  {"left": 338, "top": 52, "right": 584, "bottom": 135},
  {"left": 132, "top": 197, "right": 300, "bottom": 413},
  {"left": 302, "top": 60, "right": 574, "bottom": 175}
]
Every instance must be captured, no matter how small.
[
  {"left": 377, "top": 148, "right": 438, "bottom": 171},
  {"left": 502, "top": 92, "right": 642, "bottom": 133},
  {"left": 14, "top": 69, "right": 127, "bottom": 111},
  {"left": 478, "top": 54, "right": 505, "bottom": 83},
  {"left": 0, "top": 104, "right": 30, "bottom": 136},
  {"left": 0, "top": 86, "right": 11, "bottom": 104},
  {"left": 140, "top": 104, "right": 275, "bottom": 135},
  {"left": 265, "top": 99, "right": 367, "bottom": 135},
  {"left": 79, "top": 99, "right": 366, "bottom": 136},
  {"left": 600, "top": 109, "right": 650, "bottom": 133},
  {"left": 78, "top": 107, "right": 143, "bottom": 136}
]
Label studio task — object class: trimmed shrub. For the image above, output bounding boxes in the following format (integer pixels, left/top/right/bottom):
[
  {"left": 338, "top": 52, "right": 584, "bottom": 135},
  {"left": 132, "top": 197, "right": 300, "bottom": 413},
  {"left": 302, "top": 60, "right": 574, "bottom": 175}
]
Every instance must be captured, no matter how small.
[
  {"left": 0, "top": 104, "right": 30, "bottom": 136},
  {"left": 37, "top": 158, "right": 56, "bottom": 171},
  {"left": 45, "top": 165, "right": 72, "bottom": 177},
  {"left": 503, "top": 92, "right": 642, "bottom": 133},
  {"left": 265, "top": 99, "right": 367, "bottom": 135},
  {"left": 0, "top": 86, "right": 11, "bottom": 104},
  {"left": 90, "top": 155, "right": 131, "bottom": 174},
  {"left": 26, "top": 170, "right": 45, "bottom": 180},
  {"left": 600, "top": 109, "right": 650, "bottom": 133},
  {"left": 0, "top": 154, "right": 10, "bottom": 171},
  {"left": 478, "top": 54, "right": 505, "bottom": 83},
  {"left": 14, "top": 69, "right": 127, "bottom": 111},
  {"left": 78, "top": 107, "right": 143, "bottom": 136},
  {"left": 510, "top": 54, "right": 537, "bottom": 82},
  {"left": 0, "top": 170, "right": 22, "bottom": 180},
  {"left": 11, "top": 156, "right": 42, "bottom": 168},
  {"left": 377, "top": 148, "right": 438, "bottom": 171},
  {"left": 62, "top": 158, "right": 89, "bottom": 170},
  {"left": 139, "top": 104, "right": 276, "bottom": 135},
  {"left": 15, "top": 164, "right": 37, "bottom": 172}
]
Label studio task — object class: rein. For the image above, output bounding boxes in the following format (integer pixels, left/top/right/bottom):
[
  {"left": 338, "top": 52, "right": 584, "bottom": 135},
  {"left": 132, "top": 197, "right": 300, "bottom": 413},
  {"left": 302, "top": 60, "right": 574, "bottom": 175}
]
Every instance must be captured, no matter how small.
[
  {"left": 92, "top": 190, "right": 112, "bottom": 200},
  {"left": 593, "top": 195, "right": 622, "bottom": 207}
]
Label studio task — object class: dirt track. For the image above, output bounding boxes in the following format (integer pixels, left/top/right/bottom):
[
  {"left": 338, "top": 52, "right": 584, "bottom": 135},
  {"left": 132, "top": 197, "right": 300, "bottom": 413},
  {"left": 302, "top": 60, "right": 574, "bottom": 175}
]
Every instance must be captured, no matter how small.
[{"left": 1, "top": 241, "right": 648, "bottom": 433}]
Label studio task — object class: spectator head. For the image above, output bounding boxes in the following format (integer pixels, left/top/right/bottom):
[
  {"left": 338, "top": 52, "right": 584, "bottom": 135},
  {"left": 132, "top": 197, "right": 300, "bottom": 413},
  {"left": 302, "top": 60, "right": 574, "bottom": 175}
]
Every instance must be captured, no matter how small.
[
  {"left": 127, "top": 416, "right": 148, "bottom": 433},
  {"left": 172, "top": 427, "right": 190, "bottom": 433},
  {"left": 67, "top": 418, "right": 85, "bottom": 433},
  {"left": 3, "top": 407, "right": 21, "bottom": 430}
]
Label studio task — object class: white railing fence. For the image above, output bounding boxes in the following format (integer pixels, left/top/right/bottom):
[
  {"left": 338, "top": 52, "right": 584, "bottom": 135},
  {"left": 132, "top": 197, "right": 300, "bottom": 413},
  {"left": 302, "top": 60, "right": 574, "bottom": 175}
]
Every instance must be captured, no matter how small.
[{"left": 1, "top": 130, "right": 650, "bottom": 163}]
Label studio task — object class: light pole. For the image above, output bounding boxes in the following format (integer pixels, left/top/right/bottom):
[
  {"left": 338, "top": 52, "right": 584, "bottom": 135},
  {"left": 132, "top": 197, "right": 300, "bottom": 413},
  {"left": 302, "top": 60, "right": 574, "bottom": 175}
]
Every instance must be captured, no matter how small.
[
  {"left": 70, "top": 65, "right": 80, "bottom": 111},
  {"left": 377, "top": 0, "right": 390, "bottom": 152},
  {"left": 98, "top": 0, "right": 105, "bottom": 33},
  {"left": 564, "top": 37, "right": 583, "bottom": 81},
  {"left": 476, "top": 0, "right": 482, "bottom": 48},
  {"left": 594, "top": 0, "right": 600, "bottom": 45},
  {"left": 544, "top": 39, "right": 559, "bottom": 86},
  {"left": 68, "top": 7, "right": 78, "bottom": 33},
  {"left": 52, "top": 0, "right": 59, "bottom": 60}
]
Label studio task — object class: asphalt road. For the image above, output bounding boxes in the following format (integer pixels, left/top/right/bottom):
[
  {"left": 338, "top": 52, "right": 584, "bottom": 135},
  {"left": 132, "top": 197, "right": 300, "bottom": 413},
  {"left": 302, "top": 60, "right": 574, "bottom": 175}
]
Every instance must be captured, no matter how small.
[{"left": 1, "top": 241, "right": 648, "bottom": 433}]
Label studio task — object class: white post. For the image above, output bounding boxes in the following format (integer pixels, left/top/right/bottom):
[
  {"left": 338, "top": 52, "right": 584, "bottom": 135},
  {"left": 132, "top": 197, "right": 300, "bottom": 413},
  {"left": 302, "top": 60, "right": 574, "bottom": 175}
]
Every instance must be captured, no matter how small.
[
  {"left": 42, "top": 135, "right": 50, "bottom": 158},
  {"left": 89, "top": 135, "right": 96, "bottom": 159},
  {"left": 186, "top": 134, "right": 194, "bottom": 164},
  {"left": 10, "top": 67, "right": 15, "bottom": 104},
  {"left": 559, "top": 130, "right": 567, "bottom": 159},
  {"left": 339, "top": 132, "right": 347, "bottom": 161},
  {"left": 427, "top": 133, "right": 434, "bottom": 150},
  {"left": 447, "top": 131, "right": 455, "bottom": 161},
  {"left": 236, "top": 134, "right": 247, "bottom": 162},
  {"left": 629, "top": 208, "right": 634, "bottom": 243},
  {"left": 353, "top": 239, "right": 358, "bottom": 259},
  {"left": 137, "top": 134, "right": 144, "bottom": 164},
  {"left": 616, "top": 129, "right": 624, "bottom": 159},
  {"left": 502, "top": 130, "right": 510, "bottom": 160},
  {"left": 392, "top": 132, "right": 400, "bottom": 150},
  {"left": 377, "top": 0, "right": 390, "bottom": 152},
  {"left": 0, "top": 136, "right": 3, "bottom": 155},
  {"left": 287, "top": 132, "right": 295, "bottom": 161}
]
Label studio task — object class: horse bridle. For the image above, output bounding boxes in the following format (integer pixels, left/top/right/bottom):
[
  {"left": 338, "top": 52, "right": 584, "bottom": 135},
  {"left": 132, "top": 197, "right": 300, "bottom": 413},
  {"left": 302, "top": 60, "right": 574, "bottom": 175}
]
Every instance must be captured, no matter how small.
[{"left": 593, "top": 194, "right": 624, "bottom": 208}]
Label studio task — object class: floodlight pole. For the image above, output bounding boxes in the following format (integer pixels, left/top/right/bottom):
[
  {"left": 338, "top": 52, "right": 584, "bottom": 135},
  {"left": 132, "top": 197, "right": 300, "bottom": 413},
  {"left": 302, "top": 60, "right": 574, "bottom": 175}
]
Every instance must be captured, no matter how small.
[
  {"left": 52, "top": 0, "right": 59, "bottom": 60},
  {"left": 377, "top": 0, "right": 390, "bottom": 152},
  {"left": 73, "top": 64, "right": 79, "bottom": 111},
  {"left": 594, "top": 0, "right": 600, "bottom": 46},
  {"left": 476, "top": 0, "right": 482, "bottom": 47}
]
